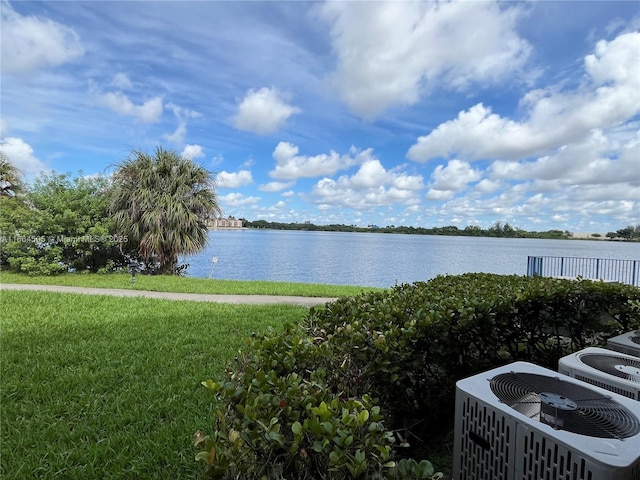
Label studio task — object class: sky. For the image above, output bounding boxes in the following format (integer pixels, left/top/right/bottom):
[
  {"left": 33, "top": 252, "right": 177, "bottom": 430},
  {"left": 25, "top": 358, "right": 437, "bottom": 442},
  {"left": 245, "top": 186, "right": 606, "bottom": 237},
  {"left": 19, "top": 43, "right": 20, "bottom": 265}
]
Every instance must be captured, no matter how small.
[{"left": 1, "top": 0, "right": 639, "bottom": 233}]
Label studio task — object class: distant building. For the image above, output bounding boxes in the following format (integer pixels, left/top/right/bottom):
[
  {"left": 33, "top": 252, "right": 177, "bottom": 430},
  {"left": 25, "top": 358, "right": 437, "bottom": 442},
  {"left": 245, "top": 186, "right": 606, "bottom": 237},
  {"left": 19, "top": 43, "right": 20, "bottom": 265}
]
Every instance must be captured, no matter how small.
[{"left": 208, "top": 217, "right": 243, "bottom": 229}]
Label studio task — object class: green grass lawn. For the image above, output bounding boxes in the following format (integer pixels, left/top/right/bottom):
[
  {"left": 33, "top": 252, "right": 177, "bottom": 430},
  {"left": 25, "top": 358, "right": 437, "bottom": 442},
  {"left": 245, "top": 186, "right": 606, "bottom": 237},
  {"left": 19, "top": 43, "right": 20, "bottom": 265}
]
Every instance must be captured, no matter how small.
[
  {"left": 1, "top": 290, "right": 309, "bottom": 479},
  {"left": 0, "top": 272, "right": 382, "bottom": 297}
]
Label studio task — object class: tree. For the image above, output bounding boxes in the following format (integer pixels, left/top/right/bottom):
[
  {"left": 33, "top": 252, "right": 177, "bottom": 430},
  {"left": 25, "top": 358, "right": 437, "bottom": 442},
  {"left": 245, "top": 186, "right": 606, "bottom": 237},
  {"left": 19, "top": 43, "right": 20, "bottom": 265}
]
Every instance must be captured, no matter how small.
[
  {"left": 0, "top": 152, "right": 23, "bottom": 197},
  {"left": 488, "top": 221, "right": 503, "bottom": 237},
  {"left": 30, "top": 172, "right": 128, "bottom": 272},
  {"left": 108, "top": 147, "right": 221, "bottom": 274},
  {"left": 463, "top": 225, "right": 483, "bottom": 236},
  {"left": 502, "top": 222, "right": 515, "bottom": 237},
  {"left": 616, "top": 225, "right": 640, "bottom": 241},
  {"left": 0, "top": 172, "right": 127, "bottom": 274}
]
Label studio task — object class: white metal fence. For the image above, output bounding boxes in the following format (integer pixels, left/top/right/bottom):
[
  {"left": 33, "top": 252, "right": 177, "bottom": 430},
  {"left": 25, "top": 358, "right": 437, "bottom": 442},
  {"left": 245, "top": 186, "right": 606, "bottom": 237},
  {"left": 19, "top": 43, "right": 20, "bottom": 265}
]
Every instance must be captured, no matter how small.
[{"left": 527, "top": 256, "right": 639, "bottom": 286}]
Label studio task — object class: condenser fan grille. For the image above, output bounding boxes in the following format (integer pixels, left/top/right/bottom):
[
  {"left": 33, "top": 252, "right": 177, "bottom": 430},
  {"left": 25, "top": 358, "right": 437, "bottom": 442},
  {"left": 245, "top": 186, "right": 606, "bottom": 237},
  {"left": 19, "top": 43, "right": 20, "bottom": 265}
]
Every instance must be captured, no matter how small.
[
  {"left": 490, "top": 372, "right": 640, "bottom": 439},
  {"left": 631, "top": 335, "right": 640, "bottom": 345},
  {"left": 580, "top": 353, "right": 640, "bottom": 381}
]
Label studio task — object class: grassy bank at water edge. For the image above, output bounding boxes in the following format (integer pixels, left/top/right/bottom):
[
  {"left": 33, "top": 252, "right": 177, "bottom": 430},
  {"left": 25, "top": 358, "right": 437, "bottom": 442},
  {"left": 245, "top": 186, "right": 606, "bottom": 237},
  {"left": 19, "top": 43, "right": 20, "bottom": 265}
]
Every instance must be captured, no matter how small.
[{"left": 0, "top": 272, "right": 382, "bottom": 297}]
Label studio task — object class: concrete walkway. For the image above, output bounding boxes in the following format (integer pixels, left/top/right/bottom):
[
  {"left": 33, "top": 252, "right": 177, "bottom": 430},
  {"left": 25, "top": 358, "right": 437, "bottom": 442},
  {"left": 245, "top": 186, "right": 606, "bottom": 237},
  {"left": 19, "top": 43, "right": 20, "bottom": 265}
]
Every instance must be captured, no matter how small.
[{"left": 0, "top": 283, "right": 337, "bottom": 307}]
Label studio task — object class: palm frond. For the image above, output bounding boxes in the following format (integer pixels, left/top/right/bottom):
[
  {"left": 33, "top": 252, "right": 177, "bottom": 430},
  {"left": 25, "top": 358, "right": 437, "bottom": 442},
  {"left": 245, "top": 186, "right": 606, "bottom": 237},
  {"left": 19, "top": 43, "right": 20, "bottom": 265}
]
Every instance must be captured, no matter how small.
[{"left": 108, "top": 147, "right": 221, "bottom": 273}]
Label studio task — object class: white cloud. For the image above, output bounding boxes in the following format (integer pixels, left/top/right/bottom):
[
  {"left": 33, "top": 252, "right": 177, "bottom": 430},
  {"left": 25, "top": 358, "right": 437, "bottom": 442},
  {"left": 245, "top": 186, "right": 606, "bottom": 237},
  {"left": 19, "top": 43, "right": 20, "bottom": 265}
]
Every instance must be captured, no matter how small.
[
  {"left": 164, "top": 103, "right": 201, "bottom": 144},
  {"left": 577, "top": 199, "right": 637, "bottom": 218},
  {"left": 1, "top": 2, "right": 84, "bottom": 74},
  {"left": 349, "top": 159, "right": 388, "bottom": 189},
  {"left": 0, "top": 137, "right": 47, "bottom": 175},
  {"left": 259, "top": 181, "right": 295, "bottom": 192},
  {"left": 210, "top": 154, "right": 225, "bottom": 167},
  {"left": 308, "top": 157, "right": 423, "bottom": 210},
  {"left": 487, "top": 128, "right": 640, "bottom": 192},
  {"left": 181, "top": 144, "right": 205, "bottom": 159},
  {"left": 319, "top": 0, "right": 530, "bottom": 119},
  {"left": 475, "top": 179, "right": 502, "bottom": 193},
  {"left": 388, "top": 168, "right": 424, "bottom": 191},
  {"left": 269, "top": 200, "right": 287, "bottom": 212},
  {"left": 585, "top": 32, "right": 640, "bottom": 85},
  {"left": 217, "top": 170, "right": 253, "bottom": 188},
  {"left": 111, "top": 73, "right": 133, "bottom": 90},
  {"left": 233, "top": 87, "right": 300, "bottom": 135},
  {"left": 349, "top": 159, "right": 424, "bottom": 191},
  {"left": 429, "top": 159, "right": 482, "bottom": 193},
  {"left": 407, "top": 31, "right": 640, "bottom": 162},
  {"left": 421, "top": 175, "right": 639, "bottom": 231},
  {"left": 425, "top": 189, "right": 455, "bottom": 201},
  {"left": 425, "top": 159, "right": 482, "bottom": 200},
  {"left": 165, "top": 123, "right": 187, "bottom": 145},
  {"left": 566, "top": 183, "right": 640, "bottom": 203},
  {"left": 219, "top": 192, "right": 261, "bottom": 208},
  {"left": 100, "top": 91, "right": 163, "bottom": 123},
  {"left": 311, "top": 178, "right": 418, "bottom": 210},
  {"left": 432, "top": 187, "right": 531, "bottom": 221},
  {"left": 270, "top": 142, "right": 368, "bottom": 180}
]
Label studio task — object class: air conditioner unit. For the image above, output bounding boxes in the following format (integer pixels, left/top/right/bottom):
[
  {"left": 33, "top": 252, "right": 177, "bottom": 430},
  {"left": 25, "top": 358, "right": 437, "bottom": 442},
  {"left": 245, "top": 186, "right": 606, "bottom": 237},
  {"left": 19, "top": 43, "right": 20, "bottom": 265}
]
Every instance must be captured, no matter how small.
[
  {"left": 558, "top": 347, "right": 640, "bottom": 400},
  {"left": 607, "top": 330, "right": 640, "bottom": 357},
  {"left": 452, "top": 361, "right": 640, "bottom": 480}
]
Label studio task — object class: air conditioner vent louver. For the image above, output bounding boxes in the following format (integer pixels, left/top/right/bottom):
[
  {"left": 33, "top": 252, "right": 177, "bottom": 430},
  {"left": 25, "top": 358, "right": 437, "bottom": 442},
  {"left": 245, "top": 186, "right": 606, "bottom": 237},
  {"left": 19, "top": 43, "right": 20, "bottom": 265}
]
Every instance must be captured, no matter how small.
[
  {"left": 559, "top": 347, "right": 640, "bottom": 400},
  {"left": 489, "top": 372, "right": 640, "bottom": 438},
  {"left": 607, "top": 330, "right": 640, "bottom": 357},
  {"left": 580, "top": 353, "right": 640, "bottom": 381},
  {"left": 453, "top": 362, "right": 640, "bottom": 480}
]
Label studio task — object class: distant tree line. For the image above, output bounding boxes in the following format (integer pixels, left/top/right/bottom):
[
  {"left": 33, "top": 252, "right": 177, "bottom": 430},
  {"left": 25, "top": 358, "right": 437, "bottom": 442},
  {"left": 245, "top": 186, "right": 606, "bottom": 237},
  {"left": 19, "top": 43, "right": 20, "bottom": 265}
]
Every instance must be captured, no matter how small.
[
  {"left": 606, "top": 225, "right": 640, "bottom": 241},
  {"left": 242, "top": 219, "right": 570, "bottom": 239},
  {"left": 242, "top": 219, "right": 640, "bottom": 241},
  {"left": 0, "top": 148, "right": 220, "bottom": 275}
]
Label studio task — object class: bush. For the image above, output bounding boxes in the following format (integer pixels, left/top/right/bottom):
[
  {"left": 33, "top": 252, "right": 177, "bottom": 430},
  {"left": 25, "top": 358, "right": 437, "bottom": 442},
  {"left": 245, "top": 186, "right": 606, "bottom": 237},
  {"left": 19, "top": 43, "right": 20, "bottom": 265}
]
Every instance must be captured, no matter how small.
[
  {"left": 303, "top": 274, "right": 640, "bottom": 454},
  {"left": 195, "top": 274, "right": 640, "bottom": 477},
  {"left": 0, "top": 173, "right": 128, "bottom": 275},
  {"left": 195, "top": 322, "right": 442, "bottom": 479}
]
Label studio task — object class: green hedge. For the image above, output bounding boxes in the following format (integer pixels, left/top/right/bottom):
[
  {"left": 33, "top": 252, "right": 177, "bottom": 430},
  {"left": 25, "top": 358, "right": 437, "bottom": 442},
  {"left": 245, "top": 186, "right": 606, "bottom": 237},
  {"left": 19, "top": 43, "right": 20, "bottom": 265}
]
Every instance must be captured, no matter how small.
[
  {"left": 305, "top": 274, "right": 639, "bottom": 445},
  {"left": 195, "top": 274, "right": 640, "bottom": 478}
]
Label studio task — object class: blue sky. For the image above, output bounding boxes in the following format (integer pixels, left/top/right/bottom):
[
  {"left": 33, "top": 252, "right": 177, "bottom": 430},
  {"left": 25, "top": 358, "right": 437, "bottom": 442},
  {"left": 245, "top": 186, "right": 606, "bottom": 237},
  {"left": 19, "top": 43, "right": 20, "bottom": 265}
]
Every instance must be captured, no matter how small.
[{"left": 1, "top": 1, "right": 639, "bottom": 233}]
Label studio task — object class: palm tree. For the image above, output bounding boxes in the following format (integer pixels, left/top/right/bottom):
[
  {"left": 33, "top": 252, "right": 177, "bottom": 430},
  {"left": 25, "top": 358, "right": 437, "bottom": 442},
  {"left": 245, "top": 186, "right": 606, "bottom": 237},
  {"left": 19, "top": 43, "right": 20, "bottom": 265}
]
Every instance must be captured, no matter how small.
[
  {"left": 109, "top": 147, "right": 221, "bottom": 274},
  {"left": 0, "top": 152, "right": 24, "bottom": 197}
]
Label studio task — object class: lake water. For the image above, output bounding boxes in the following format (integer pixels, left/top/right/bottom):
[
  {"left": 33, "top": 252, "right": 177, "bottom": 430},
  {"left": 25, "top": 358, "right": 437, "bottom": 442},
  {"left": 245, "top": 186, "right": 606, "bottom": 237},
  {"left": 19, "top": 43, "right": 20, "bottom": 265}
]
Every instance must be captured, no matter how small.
[{"left": 183, "top": 229, "right": 640, "bottom": 288}]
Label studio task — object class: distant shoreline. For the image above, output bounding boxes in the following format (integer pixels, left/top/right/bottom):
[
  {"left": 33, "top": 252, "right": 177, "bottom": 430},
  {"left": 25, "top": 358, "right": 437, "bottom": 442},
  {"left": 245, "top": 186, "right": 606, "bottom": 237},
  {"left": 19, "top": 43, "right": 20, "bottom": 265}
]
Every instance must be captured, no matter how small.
[{"left": 209, "top": 223, "right": 637, "bottom": 242}]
